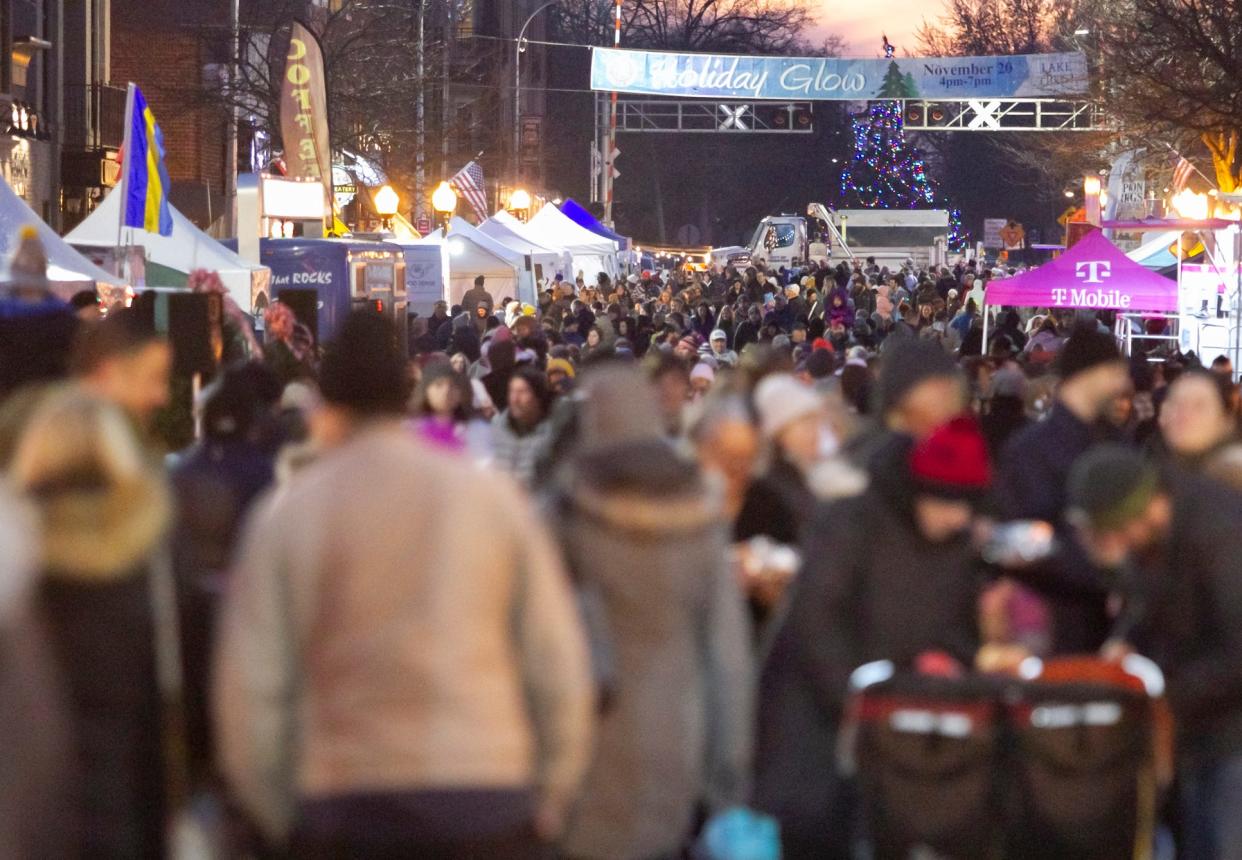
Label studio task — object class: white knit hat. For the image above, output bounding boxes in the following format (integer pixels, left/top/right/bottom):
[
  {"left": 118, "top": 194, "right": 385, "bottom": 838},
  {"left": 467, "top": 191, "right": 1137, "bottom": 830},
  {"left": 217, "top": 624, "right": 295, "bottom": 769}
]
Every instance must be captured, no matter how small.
[
  {"left": 691, "top": 362, "right": 716, "bottom": 384},
  {"left": 753, "top": 374, "right": 823, "bottom": 439}
]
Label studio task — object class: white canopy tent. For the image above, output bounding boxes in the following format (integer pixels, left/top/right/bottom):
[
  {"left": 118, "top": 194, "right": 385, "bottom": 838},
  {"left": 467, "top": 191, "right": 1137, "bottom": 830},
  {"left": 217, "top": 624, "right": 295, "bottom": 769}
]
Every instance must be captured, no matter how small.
[
  {"left": 0, "top": 174, "right": 121, "bottom": 296},
  {"left": 66, "top": 186, "right": 270, "bottom": 311},
  {"left": 1126, "top": 231, "right": 1180, "bottom": 270},
  {"left": 479, "top": 212, "right": 571, "bottom": 281},
  {"left": 414, "top": 217, "right": 526, "bottom": 306},
  {"left": 523, "top": 204, "right": 619, "bottom": 281}
]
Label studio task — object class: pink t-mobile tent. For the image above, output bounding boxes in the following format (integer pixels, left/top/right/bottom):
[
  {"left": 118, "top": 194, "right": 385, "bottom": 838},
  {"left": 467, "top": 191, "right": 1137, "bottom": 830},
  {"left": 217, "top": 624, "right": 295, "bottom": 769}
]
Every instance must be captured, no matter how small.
[{"left": 985, "top": 229, "right": 1178, "bottom": 314}]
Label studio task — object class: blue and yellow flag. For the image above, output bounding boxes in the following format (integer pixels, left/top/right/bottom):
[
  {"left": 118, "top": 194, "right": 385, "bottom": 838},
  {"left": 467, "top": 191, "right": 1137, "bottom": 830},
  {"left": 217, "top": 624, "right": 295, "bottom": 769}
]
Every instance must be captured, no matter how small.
[{"left": 123, "top": 85, "right": 173, "bottom": 236}]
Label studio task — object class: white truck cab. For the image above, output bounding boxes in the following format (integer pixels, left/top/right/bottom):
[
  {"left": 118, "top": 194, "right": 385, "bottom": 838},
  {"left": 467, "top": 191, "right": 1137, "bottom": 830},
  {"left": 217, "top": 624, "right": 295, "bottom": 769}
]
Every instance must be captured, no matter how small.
[{"left": 713, "top": 205, "right": 951, "bottom": 272}]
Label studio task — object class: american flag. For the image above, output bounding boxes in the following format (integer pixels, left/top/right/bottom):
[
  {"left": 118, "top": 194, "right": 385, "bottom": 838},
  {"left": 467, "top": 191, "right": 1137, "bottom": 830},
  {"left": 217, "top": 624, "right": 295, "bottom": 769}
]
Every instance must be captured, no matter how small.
[
  {"left": 450, "top": 160, "right": 489, "bottom": 220},
  {"left": 1171, "top": 154, "right": 1196, "bottom": 193}
]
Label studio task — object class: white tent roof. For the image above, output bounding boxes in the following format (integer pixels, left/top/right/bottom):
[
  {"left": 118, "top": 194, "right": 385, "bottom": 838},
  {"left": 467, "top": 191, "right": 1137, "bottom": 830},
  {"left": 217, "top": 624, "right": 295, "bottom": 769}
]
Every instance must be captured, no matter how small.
[
  {"left": 479, "top": 212, "right": 571, "bottom": 276},
  {"left": 0, "top": 174, "right": 121, "bottom": 293},
  {"left": 414, "top": 218, "right": 521, "bottom": 305},
  {"left": 525, "top": 204, "right": 617, "bottom": 255},
  {"left": 480, "top": 212, "right": 563, "bottom": 256},
  {"left": 486, "top": 210, "right": 562, "bottom": 252},
  {"left": 66, "top": 186, "right": 268, "bottom": 310},
  {"left": 522, "top": 206, "right": 618, "bottom": 280},
  {"left": 1127, "top": 230, "right": 1180, "bottom": 268},
  {"left": 446, "top": 216, "right": 528, "bottom": 266}
]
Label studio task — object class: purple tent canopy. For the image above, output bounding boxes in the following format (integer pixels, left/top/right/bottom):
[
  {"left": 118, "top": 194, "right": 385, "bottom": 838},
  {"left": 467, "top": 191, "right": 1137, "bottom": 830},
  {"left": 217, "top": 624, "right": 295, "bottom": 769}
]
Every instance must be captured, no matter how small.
[
  {"left": 986, "top": 229, "right": 1177, "bottom": 313},
  {"left": 1101, "top": 215, "right": 1235, "bottom": 231}
]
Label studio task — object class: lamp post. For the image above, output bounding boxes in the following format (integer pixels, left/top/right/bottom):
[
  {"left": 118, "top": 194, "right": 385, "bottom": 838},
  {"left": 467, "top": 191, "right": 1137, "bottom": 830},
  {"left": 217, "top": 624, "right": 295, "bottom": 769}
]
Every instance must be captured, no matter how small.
[
  {"left": 1083, "top": 174, "right": 1103, "bottom": 226},
  {"left": 432, "top": 181, "right": 457, "bottom": 233},
  {"left": 374, "top": 184, "right": 399, "bottom": 232},
  {"left": 514, "top": 2, "right": 557, "bottom": 185},
  {"left": 508, "top": 188, "right": 531, "bottom": 222}
]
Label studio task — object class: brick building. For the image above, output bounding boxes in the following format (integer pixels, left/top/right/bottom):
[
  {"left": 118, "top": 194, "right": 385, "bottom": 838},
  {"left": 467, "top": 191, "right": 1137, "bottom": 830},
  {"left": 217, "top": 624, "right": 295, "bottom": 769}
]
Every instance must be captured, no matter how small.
[
  {"left": 109, "top": 0, "right": 230, "bottom": 231},
  {"left": 54, "top": 0, "right": 552, "bottom": 234}
]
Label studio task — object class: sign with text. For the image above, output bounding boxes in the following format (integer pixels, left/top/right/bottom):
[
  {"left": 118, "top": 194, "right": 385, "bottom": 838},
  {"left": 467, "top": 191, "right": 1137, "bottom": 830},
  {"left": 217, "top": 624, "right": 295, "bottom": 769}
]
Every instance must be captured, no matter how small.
[
  {"left": 591, "top": 48, "right": 1088, "bottom": 101},
  {"left": 986, "top": 230, "right": 1177, "bottom": 313},
  {"left": 280, "top": 22, "right": 331, "bottom": 212},
  {"left": 983, "top": 218, "right": 1007, "bottom": 249}
]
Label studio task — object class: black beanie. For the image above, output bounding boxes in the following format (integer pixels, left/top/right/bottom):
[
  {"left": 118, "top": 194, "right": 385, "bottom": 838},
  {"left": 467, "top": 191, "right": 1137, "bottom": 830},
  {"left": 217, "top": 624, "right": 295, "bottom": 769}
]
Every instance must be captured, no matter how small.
[
  {"left": 804, "top": 348, "right": 835, "bottom": 380},
  {"left": 1057, "top": 328, "right": 1119, "bottom": 381},
  {"left": 876, "top": 338, "right": 959, "bottom": 414},
  {"left": 319, "top": 312, "right": 410, "bottom": 415},
  {"left": 1068, "top": 445, "right": 1161, "bottom": 530}
]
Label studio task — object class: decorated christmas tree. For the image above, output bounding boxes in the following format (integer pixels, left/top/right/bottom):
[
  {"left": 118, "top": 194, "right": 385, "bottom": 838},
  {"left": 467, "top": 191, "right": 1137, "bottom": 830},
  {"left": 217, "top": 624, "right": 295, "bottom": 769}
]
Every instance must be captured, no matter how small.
[{"left": 838, "top": 99, "right": 967, "bottom": 250}]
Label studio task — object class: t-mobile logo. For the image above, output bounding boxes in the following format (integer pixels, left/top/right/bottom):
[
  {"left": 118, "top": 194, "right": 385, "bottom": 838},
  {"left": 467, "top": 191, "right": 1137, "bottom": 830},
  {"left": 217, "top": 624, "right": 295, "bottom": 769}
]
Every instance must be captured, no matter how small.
[{"left": 1075, "top": 261, "right": 1112, "bottom": 284}]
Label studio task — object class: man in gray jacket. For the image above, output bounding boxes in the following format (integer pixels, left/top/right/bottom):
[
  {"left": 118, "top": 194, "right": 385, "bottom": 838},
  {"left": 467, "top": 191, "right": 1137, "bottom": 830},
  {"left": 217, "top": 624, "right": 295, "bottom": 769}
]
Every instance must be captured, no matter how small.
[{"left": 214, "top": 313, "right": 593, "bottom": 857}]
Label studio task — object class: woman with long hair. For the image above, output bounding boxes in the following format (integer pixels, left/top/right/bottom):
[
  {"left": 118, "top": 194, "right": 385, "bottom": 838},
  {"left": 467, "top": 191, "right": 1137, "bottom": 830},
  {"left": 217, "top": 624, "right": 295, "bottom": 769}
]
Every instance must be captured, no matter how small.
[{"left": 410, "top": 362, "right": 476, "bottom": 452}]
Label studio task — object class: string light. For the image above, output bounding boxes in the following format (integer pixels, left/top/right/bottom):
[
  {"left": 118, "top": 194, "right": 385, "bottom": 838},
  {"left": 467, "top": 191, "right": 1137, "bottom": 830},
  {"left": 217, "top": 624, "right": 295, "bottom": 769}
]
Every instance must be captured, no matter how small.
[{"left": 838, "top": 100, "right": 968, "bottom": 251}]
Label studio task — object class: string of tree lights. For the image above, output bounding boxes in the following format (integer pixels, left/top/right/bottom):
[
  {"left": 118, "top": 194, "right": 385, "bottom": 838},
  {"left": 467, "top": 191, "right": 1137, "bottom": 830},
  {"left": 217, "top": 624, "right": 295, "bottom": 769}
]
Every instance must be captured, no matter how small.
[{"left": 839, "top": 99, "right": 968, "bottom": 251}]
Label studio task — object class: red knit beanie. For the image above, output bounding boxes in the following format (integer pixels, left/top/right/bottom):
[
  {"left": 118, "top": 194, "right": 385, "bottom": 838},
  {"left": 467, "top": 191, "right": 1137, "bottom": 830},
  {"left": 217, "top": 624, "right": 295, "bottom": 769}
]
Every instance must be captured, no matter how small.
[{"left": 908, "top": 415, "right": 992, "bottom": 498}]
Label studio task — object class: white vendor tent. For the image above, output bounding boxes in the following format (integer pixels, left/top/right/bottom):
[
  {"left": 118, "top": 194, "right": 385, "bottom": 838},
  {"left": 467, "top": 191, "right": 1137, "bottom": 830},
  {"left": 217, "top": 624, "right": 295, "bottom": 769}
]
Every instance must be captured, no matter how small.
[
  {"left": 415, "top": 216, "right": 526, "bottom": 306},
  {"left": 1127, "top": 231, "right": 1181, "bottom": 271},
  {"left": 479, "top": 212, "right": 571, "bottom": 281},
  {"left": 524, "top": 204, "right": 619, "bottom": 281},
  {"left": 0, "top": 174, "right": 121, "bottom": 296},
  {"left": 66, "top": 187, "right": 269, "bottom": 311}
]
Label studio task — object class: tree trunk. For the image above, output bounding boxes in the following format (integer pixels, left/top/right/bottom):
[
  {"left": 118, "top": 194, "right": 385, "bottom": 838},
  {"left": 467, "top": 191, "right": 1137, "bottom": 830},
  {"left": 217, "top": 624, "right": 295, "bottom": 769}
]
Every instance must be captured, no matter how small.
[{"left": 1202, "top": 129, "right": 1240, "bottom": 194}]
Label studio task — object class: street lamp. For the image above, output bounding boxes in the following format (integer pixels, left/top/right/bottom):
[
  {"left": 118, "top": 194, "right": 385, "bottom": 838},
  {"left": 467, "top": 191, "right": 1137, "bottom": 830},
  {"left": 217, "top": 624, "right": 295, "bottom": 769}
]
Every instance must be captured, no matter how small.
[
  {"left": 509, "top": 187, "right": 531, "bottom": 222},
  {"left": 432, "top": 181, "right": 457, "bottom": 233},
  {"left": 1083, "top": 174, "right": 1103, "bottom": 225},
  {"left": 374, "top": 184, "right": 399, "bottom": 232},
  {"left": 1170, "top": 189, "right": 1210, "bottom": 221},
  {"left": 515, "top": 2, "right": 558, "bottom": 185}
]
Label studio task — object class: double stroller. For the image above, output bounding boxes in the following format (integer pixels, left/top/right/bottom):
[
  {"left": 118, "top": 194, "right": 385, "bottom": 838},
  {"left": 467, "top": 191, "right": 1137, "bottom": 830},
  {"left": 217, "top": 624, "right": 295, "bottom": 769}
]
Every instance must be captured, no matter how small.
[{"left": 843, "top": 656, "right": 1167, "bottom": 859}]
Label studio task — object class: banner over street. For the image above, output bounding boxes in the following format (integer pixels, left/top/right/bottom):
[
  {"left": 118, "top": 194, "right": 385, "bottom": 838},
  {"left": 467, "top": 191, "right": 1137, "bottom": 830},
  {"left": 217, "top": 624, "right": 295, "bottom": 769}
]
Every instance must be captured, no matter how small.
[{"left": 590, "top": 48, "right": 1089, "bottom": 101}]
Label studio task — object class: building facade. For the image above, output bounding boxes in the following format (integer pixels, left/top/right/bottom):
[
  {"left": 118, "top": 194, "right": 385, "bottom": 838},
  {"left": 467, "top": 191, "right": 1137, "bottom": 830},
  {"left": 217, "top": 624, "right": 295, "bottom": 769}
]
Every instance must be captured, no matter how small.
[{"left": 0, "top": 0, "right": 59, "bottom": 226}]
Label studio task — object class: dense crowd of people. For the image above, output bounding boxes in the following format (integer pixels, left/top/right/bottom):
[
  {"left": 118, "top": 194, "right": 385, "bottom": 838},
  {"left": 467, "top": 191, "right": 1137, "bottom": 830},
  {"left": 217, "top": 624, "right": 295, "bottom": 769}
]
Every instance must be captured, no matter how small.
[{"left": 3, "top": 227, "right": 1242, "bottom": 859}]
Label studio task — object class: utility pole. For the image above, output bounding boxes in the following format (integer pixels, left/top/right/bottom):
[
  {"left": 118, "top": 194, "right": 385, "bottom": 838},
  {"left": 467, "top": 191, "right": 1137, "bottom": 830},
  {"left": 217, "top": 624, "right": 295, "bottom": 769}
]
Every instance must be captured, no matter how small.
[
  {"left": 224, "top": 0, "right": 239, "bottom": 236},
  {"left": 414, "top": 0, "right": 425, "bottom": 223},
  {"left": 50, "top": 0, "right": 63, "bottom": 230},
  {"left": 441, "top": 0, "right": 451, "bottom": 178},
  {"left": 603, "top": 0, "right": 620, "bottom": 227},
  {"left": 590, "top": 91, "right": 599, "bottom": 203},
  {"left": 513, "top": 2, "right": 557, "bottom": 191}
]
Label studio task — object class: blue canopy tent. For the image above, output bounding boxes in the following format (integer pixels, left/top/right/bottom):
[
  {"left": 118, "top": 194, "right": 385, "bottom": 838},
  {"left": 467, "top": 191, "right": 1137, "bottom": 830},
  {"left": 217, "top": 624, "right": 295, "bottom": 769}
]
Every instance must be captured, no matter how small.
[{"left": 559, "top": 199, "right": 629, "bottom": 251}]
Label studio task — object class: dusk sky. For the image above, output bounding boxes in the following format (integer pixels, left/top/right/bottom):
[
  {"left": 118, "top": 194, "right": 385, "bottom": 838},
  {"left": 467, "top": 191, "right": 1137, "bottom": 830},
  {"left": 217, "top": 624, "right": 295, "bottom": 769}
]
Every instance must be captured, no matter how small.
[{"left": 813, "top": 0, "right": 937, "bottom": 57}]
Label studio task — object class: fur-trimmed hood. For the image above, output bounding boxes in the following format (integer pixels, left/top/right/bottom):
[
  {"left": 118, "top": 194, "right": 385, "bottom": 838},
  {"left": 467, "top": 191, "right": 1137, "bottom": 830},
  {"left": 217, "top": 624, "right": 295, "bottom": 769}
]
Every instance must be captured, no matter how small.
[
  {"left": 0, "top": 486, "right": 36, "bottom": 623},
  {"left": 31, "top": 474, "right": 170, "bottom": 581},
  {"left": 567, "top": 440, "right": 718, "bottom": 536}
]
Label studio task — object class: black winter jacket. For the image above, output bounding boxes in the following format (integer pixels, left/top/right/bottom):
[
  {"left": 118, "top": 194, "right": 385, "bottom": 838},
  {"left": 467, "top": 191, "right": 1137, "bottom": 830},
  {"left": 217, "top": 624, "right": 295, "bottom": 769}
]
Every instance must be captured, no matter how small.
[
  {"left": 995, "top": 403, "right": 1115, "bottom": 654},
  {"left": 1123, "top": 472, "right": 1242, "bottom": 764},
  {"left": 754, "top": 455, "right": 981, "bottom": 856}
]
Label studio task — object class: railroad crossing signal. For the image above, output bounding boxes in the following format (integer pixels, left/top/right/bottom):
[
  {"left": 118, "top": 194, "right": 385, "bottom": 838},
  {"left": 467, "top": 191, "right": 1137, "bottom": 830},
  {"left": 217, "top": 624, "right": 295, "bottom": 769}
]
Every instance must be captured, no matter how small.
[{"left": 719, "top": 105, "right": 749, "bottom": 130}]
